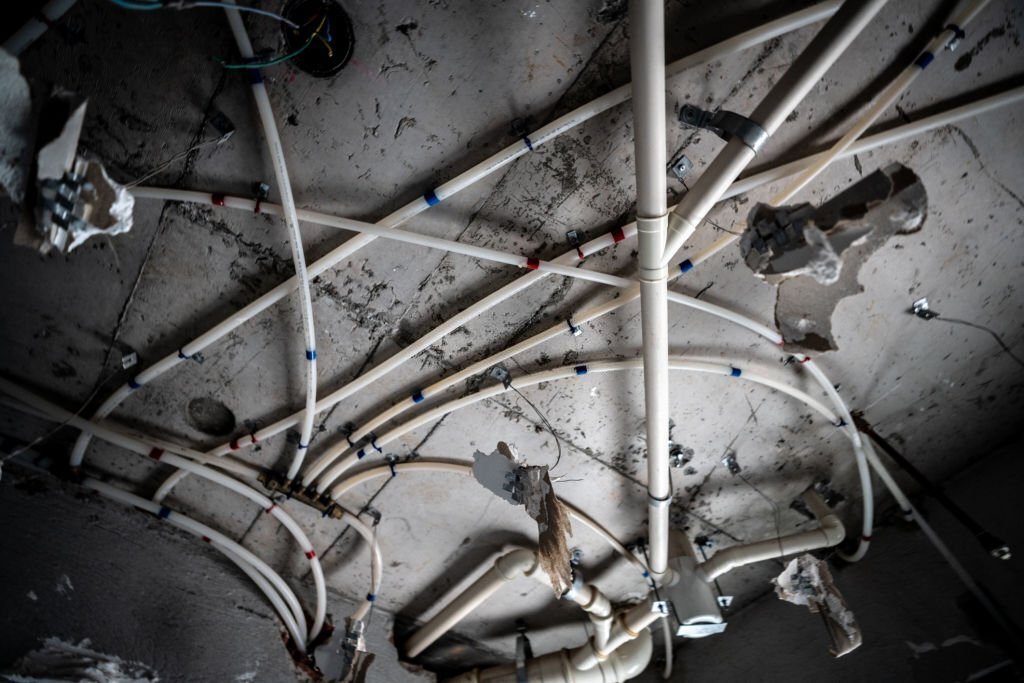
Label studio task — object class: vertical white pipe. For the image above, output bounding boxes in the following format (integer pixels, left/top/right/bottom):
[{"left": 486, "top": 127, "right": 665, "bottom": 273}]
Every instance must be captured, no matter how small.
[
  {"left": 2, "top": 0, "right": 79, "bottom": 55},
  {"left": 630, "top": 0, "right": 672, "bottom": 578}
]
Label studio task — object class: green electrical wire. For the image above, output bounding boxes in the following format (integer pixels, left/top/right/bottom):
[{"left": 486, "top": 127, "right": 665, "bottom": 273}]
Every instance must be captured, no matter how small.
[{"left": 220, "top": 15, "right": 327, "bottom": 70}]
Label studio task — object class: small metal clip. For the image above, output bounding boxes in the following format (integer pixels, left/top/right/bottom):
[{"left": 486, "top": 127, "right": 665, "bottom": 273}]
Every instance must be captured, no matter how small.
[
  {"left": 679, "top": 105, "right": 768, "bottom": 153},
  {"left": 255, "top": 182, "right": 271, "bottom": 201},
  {"left": 651, "top": 600, "right": 671, "bottom": 616},
  {"left": 669, "top": 444, "right": 694, "bottom": 469},
  {"left": 121, "top": 351, "right": 138, "bottom": 370},
  {"left": 717, "top": 595, "right": 734, "bottom": 608},
  {"left": 565, "top": 229, "right": 585, "bottom": 247},
  {"left": 722, "top": 451, "right": 741, "bottom": 475},
  {"left": 910, "top": 297, "right": 938, "bottom": 320},
  {"left": 488, "top": 364, "right": 513, "bottom": 388},
  {"left": 669, "top": 155, "right": 693, "bottom": 181},
  {"left": 566, "top": 319, "right": 583, "bottom": 337}
]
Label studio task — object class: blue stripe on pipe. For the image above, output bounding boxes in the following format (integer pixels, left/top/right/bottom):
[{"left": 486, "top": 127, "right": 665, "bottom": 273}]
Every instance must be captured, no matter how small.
[
  {"left": 158, "top": 507, "right": 172, "bottom": 519},
  {"left": 128, "top": 378, "right": 141, "bottom": 390},
  {"left": 575, "top": 365, "right": 588, "bottom": 375},
  {"left": 915, "top": 51, "right": 934, "bottom": 69},
  {"left": 306, "top": 349, "right": 317, "bottom": 361},
  {"left": 679, "top": 259, "right": 694, "bottom": 273},
  {"left": 730, "top": 367, "right": 742, "bottom": 378},
  {"left": 366, "top": 593, "right": 377, "bottom": 602},
  {"left": 412, "top": 390, "right": 424, "bottom": 403},
  {"left": 357, "top": 449, "right": 366, "bottom": 459},
  {"left": 248, "top": 69, "right": 264, "bottom": 84},
  {"left": 298, "top": 443, "right": 309, "bottom": 450},
  {"left": 177, "top": 348, "right": 191, "bottom": 360},
  {"left": 523, "top": 136, "right": 534, "bottom": 151},
  {"left": 424, "top": 190, "right": 440, "bottom": 206}
]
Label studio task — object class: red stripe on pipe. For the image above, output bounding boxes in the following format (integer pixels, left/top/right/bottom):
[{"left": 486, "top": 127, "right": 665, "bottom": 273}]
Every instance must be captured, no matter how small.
[
  {"left": 212, "top": 193, "right": 226, "bottom": 207},
  {"left": 250, "top": 433, "right": 259, "bottom": 444},
  {"left": 148, "top": 448, "right": 164, "bottom": 461},
  {"left": 265, "top": 503, "right": 276, "bottom": 514},
  {"left": 526, "top": 257, "right": 540, "bottom": 270},
  {"left": 611, "top": 227, "right": 625, "bottom": 243},
  {"left": 305, "top": 550, "right": 316, "bottom": 560},
  {"left": 230, "top": 439, "right": 240, "bottom": 451},
  {"left": 862, "top": 535, "right": 872, "bottom": 542}
]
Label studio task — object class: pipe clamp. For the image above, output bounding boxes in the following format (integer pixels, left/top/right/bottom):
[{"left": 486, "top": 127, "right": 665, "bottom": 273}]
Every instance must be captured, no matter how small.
[{"left": 679, "top": 105, "right": 768, "bottom": 153}]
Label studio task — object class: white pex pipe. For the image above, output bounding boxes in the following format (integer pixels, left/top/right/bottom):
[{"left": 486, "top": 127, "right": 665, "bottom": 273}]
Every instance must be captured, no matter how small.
[
  {"left": 223, "top": 4, "right": 318, "bottom": 482},
  {"left": 630, "top": 0, "right": 673, "bottom": 579},
  {"left": 66, "top": 3, "right": 841, "bottom": 471},
  {"left": 82, "top": 477, "right": 308, "bottom": 646},
  {"left": 0, "top": 376, "right": 330, "bottom": 645},
  {"left": 2, "top": 0, "right": 79, "bottom": 55},
  {"left": 660, "top": 0, "right": 890, "bottom": 266},
  {"left": 317, "top": 358, "right": 836, "bottom": 492},
  {"left": 772, "top": 0, "right": 993, "bottom": 205}
]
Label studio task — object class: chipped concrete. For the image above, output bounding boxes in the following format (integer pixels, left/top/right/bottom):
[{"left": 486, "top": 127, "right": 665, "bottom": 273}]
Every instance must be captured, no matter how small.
[{"left": 1, "top": 0, "right": 1023, "bottom": 678}]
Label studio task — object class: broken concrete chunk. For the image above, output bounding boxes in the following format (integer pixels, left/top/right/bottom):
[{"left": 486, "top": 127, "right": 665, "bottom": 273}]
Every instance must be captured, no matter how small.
[
  {"left": 774, "top": 554, "right": 862, "bottom": 657},
  {"left": 742, "top": 163, "right": 926, "bottom": 351}
]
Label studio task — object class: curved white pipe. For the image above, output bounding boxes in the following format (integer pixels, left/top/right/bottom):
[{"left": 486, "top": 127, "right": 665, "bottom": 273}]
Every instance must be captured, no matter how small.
[
  {"left": 317, "top": 358, "right": 833, "bottom": 491},
  {"left": 82, "top": 478, "right": 308, "bottom": 646},
  {"left": 222, "top": 4, "right": 318, "bottom": 482},
  {"left": 341, "top": 511, "right": 384, "bottom": 622},
  {"left": 0, "top": 377, "right": 329, "bottom": 644},
  {"left": 66, "top": 4, "right": 842, "bottom": 473}
]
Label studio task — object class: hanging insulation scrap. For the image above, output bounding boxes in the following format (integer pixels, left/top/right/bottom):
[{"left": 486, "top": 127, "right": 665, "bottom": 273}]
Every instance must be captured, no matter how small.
[
  {"left": 471, "top": 443, "right": 573, "bottom": 595},
  {"left": 773, "top": 554, "right": 862, "bottom": 657}
]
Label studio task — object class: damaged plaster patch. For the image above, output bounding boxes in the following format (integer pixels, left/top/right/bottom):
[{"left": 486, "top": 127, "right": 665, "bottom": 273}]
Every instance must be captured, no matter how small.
[
  {"left": 742, "top": 163, "right": 926, "bottom": 351},
  {"left": 774, "top": 554, "right": 861, "bottom": 657},
  {"left": 472, "top": 443, "right": 573, "bottom": 595}
]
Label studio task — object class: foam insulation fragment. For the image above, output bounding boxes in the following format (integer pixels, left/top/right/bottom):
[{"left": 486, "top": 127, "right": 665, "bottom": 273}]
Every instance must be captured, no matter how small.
[
  {"left": 742, "top": 163, "right": 926, "bottom": 351},
  {"left": 773, "top": 554, "right": 862, "bottom": 657},
  {"left": 4, "top": 637, "right": 159, "bottom": 682},
  {"left": 473, "top": 443, "right": 574, "bottom": 595}
]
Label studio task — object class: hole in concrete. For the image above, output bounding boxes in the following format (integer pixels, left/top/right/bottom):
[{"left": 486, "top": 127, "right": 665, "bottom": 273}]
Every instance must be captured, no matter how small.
[
  {"left": 187, "top": 397, "right": 236, "bottom": 437},
  {"left": 281, "top": 0, "right": 355, "bottom": 79}
]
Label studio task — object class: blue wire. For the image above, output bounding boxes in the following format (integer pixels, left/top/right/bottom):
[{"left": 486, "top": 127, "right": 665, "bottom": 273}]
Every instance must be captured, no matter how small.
[
  {"left": 108, "top": 0, "right": 162, "bottom": 9},
  {"left": 106, "top": 0, "right": 299, "bottom": 28}
]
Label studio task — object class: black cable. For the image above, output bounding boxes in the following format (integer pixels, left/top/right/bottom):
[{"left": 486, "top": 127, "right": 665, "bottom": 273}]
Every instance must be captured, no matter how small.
[
  {"left": 509, "top": 385, "right": 562, "bottom": 473},
  {"left": 935, "top": 316, "right": 1024, "bottom": 370}
]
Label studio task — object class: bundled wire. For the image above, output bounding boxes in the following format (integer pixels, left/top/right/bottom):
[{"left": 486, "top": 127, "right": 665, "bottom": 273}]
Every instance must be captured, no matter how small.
[
  {"left": 107, "top": 0, "right": 299, "bottom": 28},
  {"left": 220, "top": 13, "right": 329, "bottom": 70}
]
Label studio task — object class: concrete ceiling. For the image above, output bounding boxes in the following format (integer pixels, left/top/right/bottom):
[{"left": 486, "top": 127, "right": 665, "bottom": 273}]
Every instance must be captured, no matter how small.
[{"left": 1, "top": 0, "right": 1023, "bottom": 676}]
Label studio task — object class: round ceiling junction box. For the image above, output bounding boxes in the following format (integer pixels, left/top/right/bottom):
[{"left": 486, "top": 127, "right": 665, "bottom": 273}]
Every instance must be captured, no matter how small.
[{"left": 281, "top": 0, "right": 354, "bottom": 78}]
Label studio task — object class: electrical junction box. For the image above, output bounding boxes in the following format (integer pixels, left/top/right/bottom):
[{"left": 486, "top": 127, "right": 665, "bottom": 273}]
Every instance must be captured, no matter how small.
[{"left": 665, "top": 555, "right": 727, "bottom": 638}]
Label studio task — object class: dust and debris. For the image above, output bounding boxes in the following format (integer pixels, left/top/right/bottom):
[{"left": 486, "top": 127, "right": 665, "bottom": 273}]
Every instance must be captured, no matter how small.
[
  {"left": 394, "top": 116, "right": 416, "bottom": 139},
  {"left": 7, "top": 637, "right": 159, "bottom": 682}
]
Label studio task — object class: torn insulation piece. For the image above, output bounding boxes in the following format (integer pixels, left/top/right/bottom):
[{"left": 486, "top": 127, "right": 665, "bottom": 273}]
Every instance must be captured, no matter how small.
[
  {"left": 773, "top": 554, "right": 862, "bottom": 657},
  {"left": 742, "top": 163, "right": 926, "bottom": 351},
  {"left": 472, "top": 443, "right": 573, "bottom": 595}
]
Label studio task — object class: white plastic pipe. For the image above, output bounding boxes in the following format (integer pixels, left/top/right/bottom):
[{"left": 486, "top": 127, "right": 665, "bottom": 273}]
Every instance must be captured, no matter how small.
[
  {"left": 2, "top": 0, "right": 79, "bottom": 55},
  {"left": 772, "top": 0, "right": 993, "bottom": 205},
  {"left": 564, "top": 579, "right": 614, "bottom": 650},
  {"left": 570, "top": 599, "right": 664, "bottom": 672},
  {"left": 630, "top": 0, "right": 673, "bottom": 579},
  {"left": 696, "top": 489, "right": 844, "bottom": 580},
  {"left": 0, "top": 376, "right": 329, "bottom": 644},
  {"left": 67, "top": 3, "right": 841, "bottom": 471},
  {"left": 262, "top": 85, "right": 1024, "bottom": 483},
  {"left": 223, "top": 4, "right": 318, "bottom": 482},
  {"left": 660, "top": 0, "right": 890, "bottom": 266},
  {"left": 406, "top": 548, "right": 540, "bottom": 658},
  {"left": 317, "top": 358, "right": 832, "bottom": 491},
  {"left": 443, "top": 627, "right": 652, "bottom": 683},
  {"left": 340, "top": 510, "right": 384, "bottom": 622},
  {"left": 82, "top": 478, "right": 309, "bottom": 646}
]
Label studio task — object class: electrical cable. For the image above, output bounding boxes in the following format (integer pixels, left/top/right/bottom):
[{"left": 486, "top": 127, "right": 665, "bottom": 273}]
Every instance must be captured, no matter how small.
[
  {"left": 106, "top": 0, "right": 299, "bottom": 28},
  {"left": 126, "top": 134, "right": 232, "bottom": 187},
  {"left": 932, "top": 316, "right": 1024, "bottom": 370},
  {"left": 219, "top": 14, "right": 326, "bottom": 69},
  {"left": 508, "top": 385, "right": 562, "bottom": 473}
]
